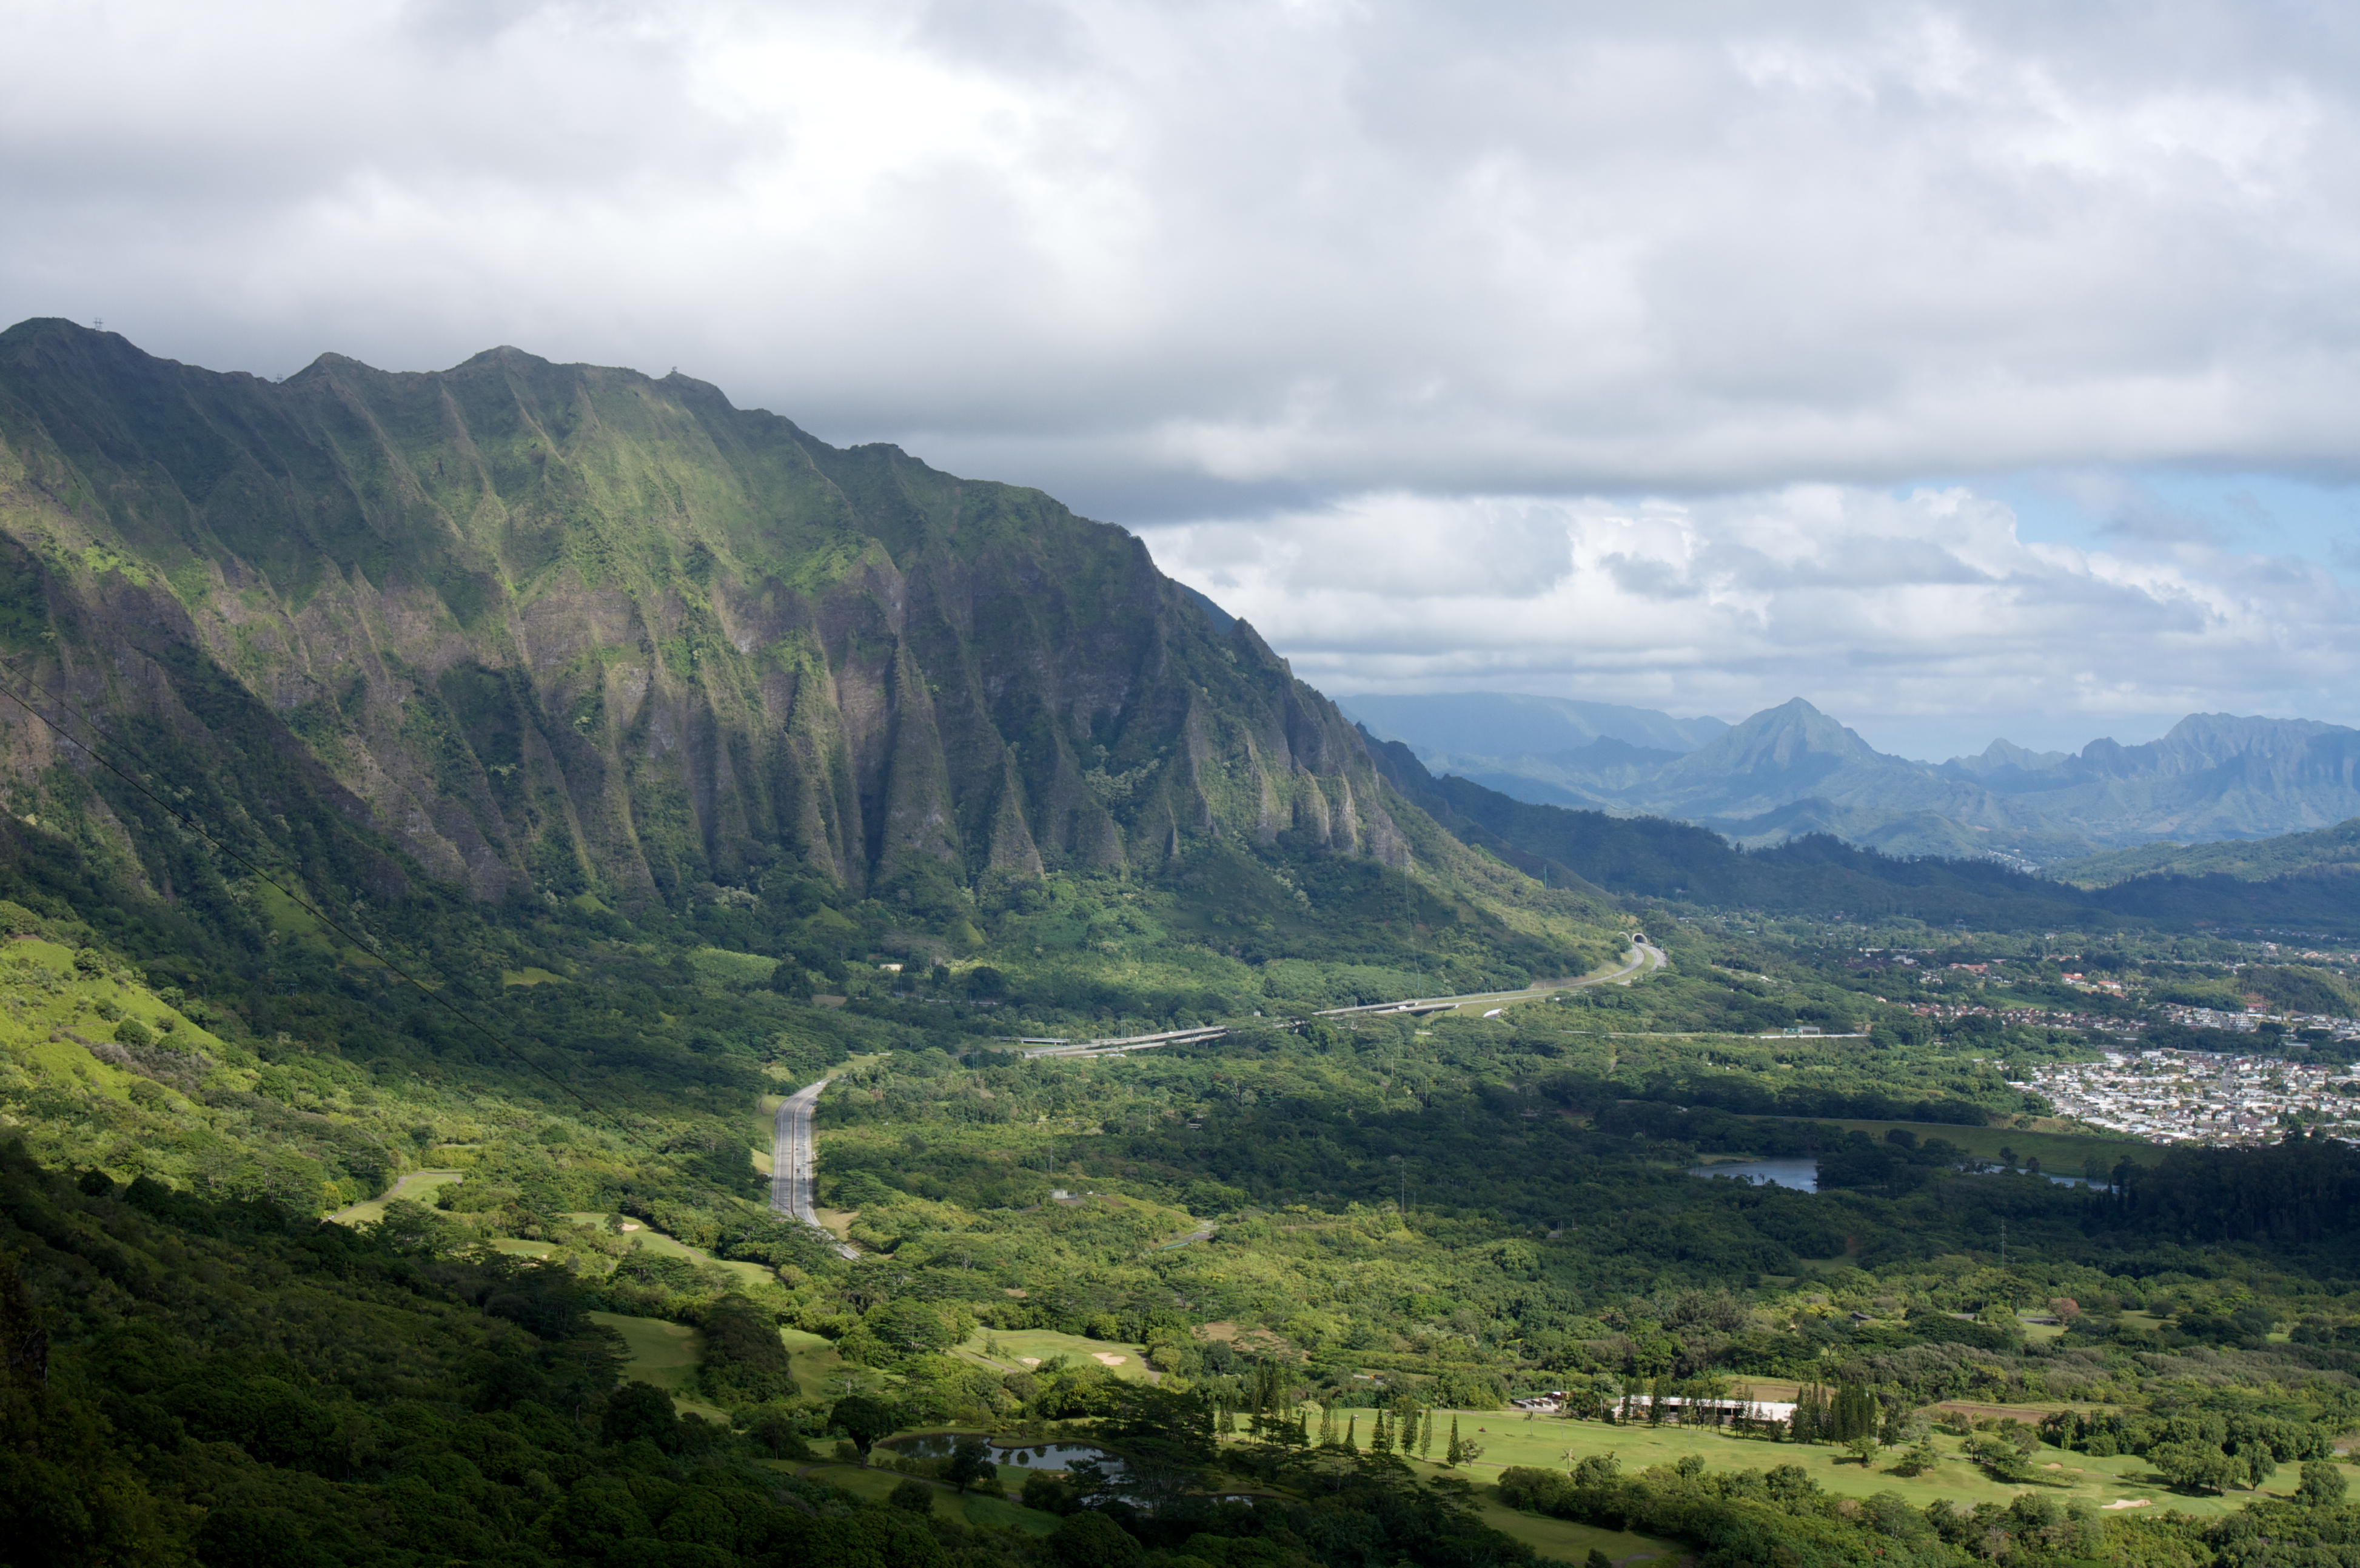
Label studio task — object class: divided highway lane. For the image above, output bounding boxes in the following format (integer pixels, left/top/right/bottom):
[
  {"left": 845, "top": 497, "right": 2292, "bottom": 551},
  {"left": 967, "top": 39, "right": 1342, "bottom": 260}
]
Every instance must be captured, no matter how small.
[
  {"left": 1315, "top": 936, "right": 1668, "bottom": 1020},
  {"left": 1021, "top": 937, "right": 1669, "bottom": 1060},
  {"left": 771, "top": 1077, "right": 858, "bottom": 1259}
]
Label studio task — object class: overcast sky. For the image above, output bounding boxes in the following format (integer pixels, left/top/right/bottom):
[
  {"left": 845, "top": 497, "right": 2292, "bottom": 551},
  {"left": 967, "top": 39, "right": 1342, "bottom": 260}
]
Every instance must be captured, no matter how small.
[{"left": 8, "top": 1, "right": 2360, "bottom": 759}]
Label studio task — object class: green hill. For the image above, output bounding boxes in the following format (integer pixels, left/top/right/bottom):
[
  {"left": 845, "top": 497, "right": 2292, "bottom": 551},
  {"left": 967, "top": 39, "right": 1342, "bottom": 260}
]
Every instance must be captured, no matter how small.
[{"left": 2053, "top": 817, "right": 2360, "bottom": 889}]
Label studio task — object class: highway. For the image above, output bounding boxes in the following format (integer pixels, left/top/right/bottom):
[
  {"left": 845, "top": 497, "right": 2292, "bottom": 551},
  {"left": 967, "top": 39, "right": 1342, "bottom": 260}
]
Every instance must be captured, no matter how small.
[
  {"left": 1021, "top": 937, "right": 1669, "bottom": 1059},
  {"left": 1314, "top": 936, "right": 1667, "bottom": 1019},
  {"left": 768, "top": 939, "right": 1668, "bottom": 1255},
  {"left": 771, "top": 1077, "right": 858, "bottom": 1259}
]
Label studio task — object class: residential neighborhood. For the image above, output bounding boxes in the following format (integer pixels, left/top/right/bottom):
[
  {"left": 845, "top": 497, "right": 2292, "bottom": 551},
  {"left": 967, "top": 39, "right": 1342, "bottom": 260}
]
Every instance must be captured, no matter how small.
[{"left": 2018, "top": 1049, "right": 2360, "bottom": 1145}]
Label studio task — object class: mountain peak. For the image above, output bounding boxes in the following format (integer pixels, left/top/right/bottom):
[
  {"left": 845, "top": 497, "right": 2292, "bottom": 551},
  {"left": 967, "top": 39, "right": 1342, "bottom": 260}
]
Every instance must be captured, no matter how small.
[
  {"left": 1641, "top": 698, "right": 1894, "bottom": 813},
  {"left": 1715, "top": 697, "right": 1882, "bottom": 759}
]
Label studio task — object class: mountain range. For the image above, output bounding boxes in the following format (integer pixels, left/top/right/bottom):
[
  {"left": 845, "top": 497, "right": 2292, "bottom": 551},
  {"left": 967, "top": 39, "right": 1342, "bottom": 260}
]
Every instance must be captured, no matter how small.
[
  {"left": 1359, "top": 732, "right": 2360, "bottom": 938},
  {"left": 1347, "top": 693, "right": 2360, "bottom": 864},
  {"left": 4, "top": 312, "right": 2353, "bottom": 958},
  {"left": 0, "top": 318, "right": 1437, "bottom": 922}
]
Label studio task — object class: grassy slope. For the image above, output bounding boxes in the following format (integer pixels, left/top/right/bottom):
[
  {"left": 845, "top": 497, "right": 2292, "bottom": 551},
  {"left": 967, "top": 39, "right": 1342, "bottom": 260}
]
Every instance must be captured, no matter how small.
[
  {"left": 329, "top": 1168, "right": 463, "bottom": 1225},
  {"left": 587, "top": 1309, "right": 729, "bottom": 1420},
  {"left": 623, "top": 1222, "right": 776, "bottom": 1289},
  {"left": 954, "top": 1327, "right": 1160, "bottom": 1382}
]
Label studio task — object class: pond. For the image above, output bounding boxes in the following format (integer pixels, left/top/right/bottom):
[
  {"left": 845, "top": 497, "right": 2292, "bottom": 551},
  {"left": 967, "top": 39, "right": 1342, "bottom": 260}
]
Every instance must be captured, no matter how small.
[
  {"left": 991, "top": 1442, "right": 1119, "bottom": 1472},
  {"left": 883, "top": 1436, "right": 1121, "bottom": 1473},
  {"left": 1688, "top": 1158, "right": 1818, "bottom": 1193}
]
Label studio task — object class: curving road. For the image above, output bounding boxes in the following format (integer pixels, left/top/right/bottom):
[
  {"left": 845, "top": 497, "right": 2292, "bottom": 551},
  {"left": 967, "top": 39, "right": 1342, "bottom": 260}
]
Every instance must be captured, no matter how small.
[
  {"left": 1309, "top": 934, "right": 1668, "bottom": 1020},
  {"left": 1024, "top": 937, "right": 1670, "bottom": 1058},
  {"left": 764, "top": 939, "right": 1670, "bottom": 1244},
  {"left": 771, "top": 1077, "right": 857, "bottom": 1259}
]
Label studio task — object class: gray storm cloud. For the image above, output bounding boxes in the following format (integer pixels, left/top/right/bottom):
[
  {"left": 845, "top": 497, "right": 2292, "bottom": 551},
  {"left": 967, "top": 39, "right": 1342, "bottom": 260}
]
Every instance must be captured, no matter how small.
[{"left": 4, "top": 0, "right": 2358, "bottom": 748}]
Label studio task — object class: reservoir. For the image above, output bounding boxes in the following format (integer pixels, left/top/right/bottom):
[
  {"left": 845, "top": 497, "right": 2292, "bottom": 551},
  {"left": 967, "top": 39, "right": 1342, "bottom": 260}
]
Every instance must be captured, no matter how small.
[{"left": 1688, "top": 1158, "right": 1817, "bottom": 1192}]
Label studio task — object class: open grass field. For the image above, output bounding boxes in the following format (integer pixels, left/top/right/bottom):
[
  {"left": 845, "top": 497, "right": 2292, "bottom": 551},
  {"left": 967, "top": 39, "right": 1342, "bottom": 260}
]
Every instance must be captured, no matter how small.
[
  {"left": 488, "top": 1238, "right": 555, "bottom": 1259},
  {"left": 785, "top": 1463, "right": 1062, "bottom": 1535},
  {"left": 587, "top": 1310, "right": 729, "bottom": 1421},
  {"left": 1296, "top": 1409, "right": 2313, "bottom": 1520},
  {"left": 955, "top": 1328, "right": 1159, "bottom": 1382},
  {"left": 781, "top": 1325, "right": 873, "bottom": 1404},
  {"left": 620, "top": 1223, "right": 776, "bottom": 1289},
  {"left": 327, "top": 1169, "right": 462, "bottom": 1226},
  {"left": 811, "top": 1206, "right": 859, "bottom": 1239}
]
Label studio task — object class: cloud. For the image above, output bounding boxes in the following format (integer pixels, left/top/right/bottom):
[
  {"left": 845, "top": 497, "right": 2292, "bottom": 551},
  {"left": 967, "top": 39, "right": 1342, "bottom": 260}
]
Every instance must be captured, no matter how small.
[
  {"left": 1138, "top": 484, "right": 2360, "bottom": 757},
  {"left": 5, "top": 1, "right": 2360, "bottom": 509},
  {"left": 7, "top": 1, "right": 2360, "bottom": 750}
]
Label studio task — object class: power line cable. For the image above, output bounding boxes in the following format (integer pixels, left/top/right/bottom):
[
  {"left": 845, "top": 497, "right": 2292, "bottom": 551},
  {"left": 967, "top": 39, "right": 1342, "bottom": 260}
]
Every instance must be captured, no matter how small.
[{"left": 0, "top": 654, "right": 796, "bottom": 1228}]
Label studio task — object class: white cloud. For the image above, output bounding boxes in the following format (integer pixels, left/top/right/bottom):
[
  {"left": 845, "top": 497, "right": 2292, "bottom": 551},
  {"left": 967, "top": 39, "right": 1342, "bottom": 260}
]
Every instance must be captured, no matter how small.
[
  {"left": 7, "top": 1, "right": 2360, "bottom": 744},
  {"left": 1139, "top": 484, "right": 2360, "bottom": 758},
  {"left": 5, "top": 2, "right": 2360, "bottom": 495}
]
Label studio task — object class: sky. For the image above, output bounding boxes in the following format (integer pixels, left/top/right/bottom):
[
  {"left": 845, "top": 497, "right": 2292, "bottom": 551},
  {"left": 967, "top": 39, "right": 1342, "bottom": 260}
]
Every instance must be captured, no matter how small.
[{"left": 7, "top": 1, "right": 2360, "bottom": 761}]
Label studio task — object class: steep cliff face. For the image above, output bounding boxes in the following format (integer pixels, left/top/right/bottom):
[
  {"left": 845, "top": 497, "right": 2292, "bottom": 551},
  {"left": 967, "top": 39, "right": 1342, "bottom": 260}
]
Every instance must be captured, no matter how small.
[{"left": 0, "top": 320, "right": 1403, "bottom": 910}]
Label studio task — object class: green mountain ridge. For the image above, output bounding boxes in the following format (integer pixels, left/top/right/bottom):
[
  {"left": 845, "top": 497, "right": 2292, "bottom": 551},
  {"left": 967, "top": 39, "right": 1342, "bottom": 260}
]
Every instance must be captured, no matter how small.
[{"left": 0, "top": 317, "right": 1431, "bottom": 910}]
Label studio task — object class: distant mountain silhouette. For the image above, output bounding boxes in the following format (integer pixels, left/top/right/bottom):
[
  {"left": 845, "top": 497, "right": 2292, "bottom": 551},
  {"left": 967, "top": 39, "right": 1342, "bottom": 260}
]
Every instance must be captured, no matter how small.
[
  {"left": 1350, "top": 692, "right": 2360, "bottom": 862},
  {"left": 1359, "top": 727, "right": 2360, "bottom": 937}
]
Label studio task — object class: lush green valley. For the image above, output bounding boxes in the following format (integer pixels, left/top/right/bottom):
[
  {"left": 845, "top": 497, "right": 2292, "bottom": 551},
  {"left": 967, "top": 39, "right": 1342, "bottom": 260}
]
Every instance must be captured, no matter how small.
[{"left": 9, "top": 321, "right": 2360, "bottom": 1567}]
